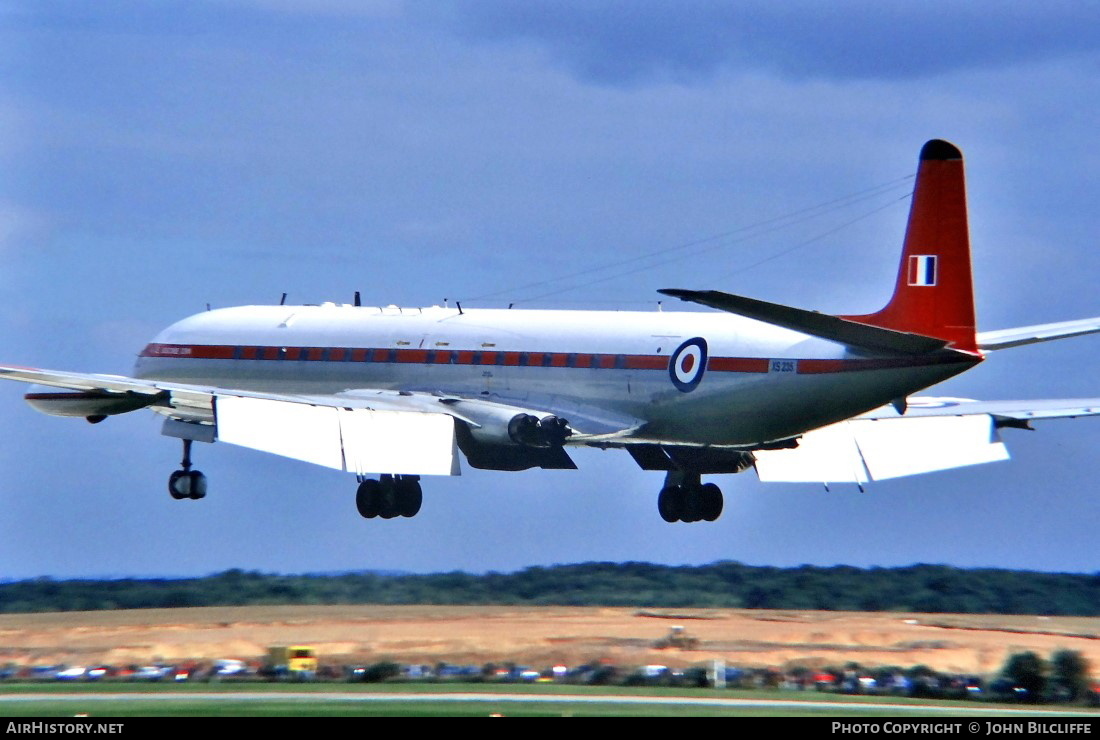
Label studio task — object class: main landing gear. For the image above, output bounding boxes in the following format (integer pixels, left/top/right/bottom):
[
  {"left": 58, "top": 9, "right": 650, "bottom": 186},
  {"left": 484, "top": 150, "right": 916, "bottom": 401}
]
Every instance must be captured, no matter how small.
[
  {"left": 168, "top": 439, "right": 207, "bottom": 500},
  {"left": 657, "top": 470, "right": 723, "bottom": 523},
  {"left": 356, "top": 475, "right": 422, "bottom": 519}
]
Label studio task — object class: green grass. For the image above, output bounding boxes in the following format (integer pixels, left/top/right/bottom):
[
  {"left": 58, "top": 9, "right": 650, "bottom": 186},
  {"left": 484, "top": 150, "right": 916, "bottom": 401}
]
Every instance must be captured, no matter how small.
[
  {"left": 4, "top": 682, "right": 1100, "bottom": 717},
  {"left": 1, "top": 698, "right": 761, "bottom": 717}
]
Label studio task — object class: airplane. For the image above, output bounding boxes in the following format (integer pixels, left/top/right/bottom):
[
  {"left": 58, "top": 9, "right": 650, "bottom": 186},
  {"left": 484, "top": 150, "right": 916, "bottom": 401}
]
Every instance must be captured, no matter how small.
[{"left": 4, "top": 138, "right": 1100, "bottom": 524}]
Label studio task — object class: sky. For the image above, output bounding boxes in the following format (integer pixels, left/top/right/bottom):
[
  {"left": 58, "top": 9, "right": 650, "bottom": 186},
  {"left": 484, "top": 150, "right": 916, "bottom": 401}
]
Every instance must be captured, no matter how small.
[{"left": 1, "top": 1, "right": 1099, "bottom": 579}]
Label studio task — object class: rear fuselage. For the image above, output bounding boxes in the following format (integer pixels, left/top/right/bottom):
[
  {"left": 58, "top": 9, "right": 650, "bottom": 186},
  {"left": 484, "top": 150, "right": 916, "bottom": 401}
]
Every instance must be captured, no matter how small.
[{"left": 133, "top": 303, "right": 980, "bottom": 446}]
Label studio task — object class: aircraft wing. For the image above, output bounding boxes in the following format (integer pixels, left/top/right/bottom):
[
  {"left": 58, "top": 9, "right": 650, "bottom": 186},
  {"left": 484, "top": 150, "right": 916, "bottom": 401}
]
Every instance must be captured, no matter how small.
[
  {"left": 0, "top": 364, "right": 465, "bottom": 476},
  {"left": 977, "top": 317, "right": 1100, "bottom": 350},
  {"left": 0, "top": 365, "right": 172, "bottom": 396},
  {"left": 0, "top": 365, "right": 641, "bottom": 477},
  {"left": 753, "top": 396, "right": 1100, "bottom": 485}
]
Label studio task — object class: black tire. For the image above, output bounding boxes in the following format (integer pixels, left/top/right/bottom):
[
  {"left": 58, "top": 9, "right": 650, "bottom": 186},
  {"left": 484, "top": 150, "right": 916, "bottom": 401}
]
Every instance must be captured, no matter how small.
[
  {"left": 397, "top": 479, "right": 423, "bottom": 518},
  {"left": 356, "top": 479, "right": 381, "bottom": 518},
  {"left": 168, "top": 470, "right": 189, "bottom": 500},
  {"left": 378, "top": 483, "right": 399, "bottom": 519},
  {"left": 700, "top": 482, "right": 723, "bottom": 522},
  {"left": 188, "top": 471, "right": 207, "bottom": 500},
  {"left": 680, "top": 484, "right": 702, "bottom": 523},
  {"left": 657, "top": 485, "right": 683, "bottom": 522}
]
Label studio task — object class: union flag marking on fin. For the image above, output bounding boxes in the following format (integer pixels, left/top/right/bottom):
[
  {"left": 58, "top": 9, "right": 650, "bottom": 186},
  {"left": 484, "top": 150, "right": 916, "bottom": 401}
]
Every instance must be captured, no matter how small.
[{"left": 907, "top": 255, "right": 938, "bottom": 286}]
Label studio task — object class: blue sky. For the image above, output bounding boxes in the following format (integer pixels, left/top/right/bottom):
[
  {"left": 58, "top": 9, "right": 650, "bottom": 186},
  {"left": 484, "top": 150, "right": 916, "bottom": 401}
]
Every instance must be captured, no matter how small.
[{"left": 2, "top": 1, "right": 1099, "bottom": 579}]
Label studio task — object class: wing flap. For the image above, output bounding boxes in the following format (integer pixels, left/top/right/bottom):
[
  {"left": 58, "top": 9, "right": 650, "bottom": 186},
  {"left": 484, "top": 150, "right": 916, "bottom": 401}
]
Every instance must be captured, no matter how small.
[
  {"left": 754, "top": 415, "right": 1008, "bottom": 484},
  {"left": 216, "top": 396, "right": 345, "bottom": 469},
  {"left": 753, "top": 423, "right": 870, "bottom": 484},
  {"left": 859, "top": 396, "right": 1100, "bottom": 421},
  {"left": 851, "top": 415, "right": 1008, "bottom": 480},
  {"left": 214, "top": 396, "right": 460, "bottom": 476},
  {"left": 340, "top": 407, "right": 460, "bottom": 476}
]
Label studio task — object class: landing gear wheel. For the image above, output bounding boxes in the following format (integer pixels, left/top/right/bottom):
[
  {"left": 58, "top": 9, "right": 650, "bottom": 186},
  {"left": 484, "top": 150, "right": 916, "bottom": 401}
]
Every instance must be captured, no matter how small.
[
  {"left": 356, "top": 479, "right": 381, "bottom": 518},
  {"left": 168, "top": 470, "right": 207, "bottom": 500},
  {"left": 168, "top": 439, "right": 207, "bottom": 500},
  {"left": 699, "top": 482, "right": 723, "bottom": 522},
  {"left": 356, "top": 476, "right": 424, "bottom": 520},
  {"left": 396, "top": 479, "right": 422, "bottom": 518},
  {"left": 168, "top": 470, "right": 189, "bottom": 500},
  {"left": 658, "top": 485, "right": 684, "bottom": 522},
  {"left": 187, "top": 471, "right": 207, "bottom": 500},
  {"left": 681, "top": 484, "right": 704, "bottom": 523},
  {"left": 378, "top": 476, "right": 400, "bottom": 519}
]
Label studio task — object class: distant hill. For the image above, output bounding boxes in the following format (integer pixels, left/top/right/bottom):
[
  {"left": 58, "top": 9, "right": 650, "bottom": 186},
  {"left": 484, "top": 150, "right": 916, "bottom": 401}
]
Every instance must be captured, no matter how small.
[{"left": 2, "top": 562, "right": 1099, "bottom": 615}]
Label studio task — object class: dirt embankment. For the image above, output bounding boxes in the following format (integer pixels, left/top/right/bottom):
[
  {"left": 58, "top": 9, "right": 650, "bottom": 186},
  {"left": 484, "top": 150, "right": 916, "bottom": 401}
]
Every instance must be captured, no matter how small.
[{"left": 1, "top": 605, "right": 1098, "bottom": 674}]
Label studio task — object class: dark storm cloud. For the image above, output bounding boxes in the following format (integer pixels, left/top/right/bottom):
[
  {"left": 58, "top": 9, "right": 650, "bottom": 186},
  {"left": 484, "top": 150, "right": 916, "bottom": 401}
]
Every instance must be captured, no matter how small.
[{"left": 430, "top": 0, "right": 1100, "bottom": 86}]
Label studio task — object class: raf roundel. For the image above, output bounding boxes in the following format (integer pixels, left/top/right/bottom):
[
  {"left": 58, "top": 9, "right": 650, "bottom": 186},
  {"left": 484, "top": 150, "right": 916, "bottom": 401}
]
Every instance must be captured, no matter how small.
[{"left": 669, "top": 337, "right": 708, "bottom": 392}]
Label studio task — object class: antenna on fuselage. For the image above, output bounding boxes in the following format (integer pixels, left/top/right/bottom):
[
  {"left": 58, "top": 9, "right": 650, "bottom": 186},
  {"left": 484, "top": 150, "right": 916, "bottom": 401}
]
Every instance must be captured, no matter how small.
[
  {"left": 279, "top": 293, "right": 287, "bottom": 306},
  {"left": 354, "top": 291, "right": 361, "bottom": 307}
]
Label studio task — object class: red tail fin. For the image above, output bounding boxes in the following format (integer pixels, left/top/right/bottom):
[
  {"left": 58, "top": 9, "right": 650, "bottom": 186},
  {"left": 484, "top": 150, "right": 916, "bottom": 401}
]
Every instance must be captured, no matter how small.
[{"left": 842, "top": 139, "right": 978, "bottom": 354}]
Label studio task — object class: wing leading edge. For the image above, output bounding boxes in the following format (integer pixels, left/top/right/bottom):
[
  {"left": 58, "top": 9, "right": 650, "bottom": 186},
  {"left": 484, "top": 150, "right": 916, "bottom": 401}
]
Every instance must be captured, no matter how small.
[
  {"left": 0, "top": 364, "right": 642, "bottom": 477},
  {"left": 0, "top": 364, "right": 464, "bottom": 477}
]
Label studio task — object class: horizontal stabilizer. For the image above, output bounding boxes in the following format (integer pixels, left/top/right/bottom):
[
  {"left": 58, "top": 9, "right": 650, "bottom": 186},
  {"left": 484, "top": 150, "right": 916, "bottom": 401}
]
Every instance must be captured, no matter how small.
[
  {"left": 659, "top": 289, "right": 949, "bottom": 354},
  {"left": 977, "top": 316, "right": 1100, "bottom": 350}
]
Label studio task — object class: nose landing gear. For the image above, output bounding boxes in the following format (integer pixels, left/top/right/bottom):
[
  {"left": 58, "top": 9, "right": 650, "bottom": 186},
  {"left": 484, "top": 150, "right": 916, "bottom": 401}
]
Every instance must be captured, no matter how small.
[{"left": 168, "top": 439, "right": 207, "bottom": 500}]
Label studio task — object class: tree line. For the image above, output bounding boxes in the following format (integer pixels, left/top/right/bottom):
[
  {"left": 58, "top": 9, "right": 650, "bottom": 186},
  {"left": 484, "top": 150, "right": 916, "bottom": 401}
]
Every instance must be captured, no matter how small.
[{"left": 3, "top": 561, "right": 1100, "bottom": 614}]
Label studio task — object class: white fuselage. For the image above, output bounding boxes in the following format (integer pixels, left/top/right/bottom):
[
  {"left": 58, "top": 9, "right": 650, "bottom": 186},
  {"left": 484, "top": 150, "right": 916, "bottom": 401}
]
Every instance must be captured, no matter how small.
[{"left": 133, "top": 303, "right": 978, "bottom": 447}]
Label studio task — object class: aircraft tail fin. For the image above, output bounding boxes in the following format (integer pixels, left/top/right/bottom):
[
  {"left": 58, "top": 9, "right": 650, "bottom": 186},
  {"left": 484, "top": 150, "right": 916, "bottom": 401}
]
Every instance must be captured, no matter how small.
[{"left": 841, "top": 139, "right": 979, "bottom": 354}]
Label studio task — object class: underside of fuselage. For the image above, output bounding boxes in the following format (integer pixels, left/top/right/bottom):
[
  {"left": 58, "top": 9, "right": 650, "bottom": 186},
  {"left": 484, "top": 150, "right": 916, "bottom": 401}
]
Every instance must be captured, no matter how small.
[{"left": 635, "top": 352, "right": 979, "bottom": 445}]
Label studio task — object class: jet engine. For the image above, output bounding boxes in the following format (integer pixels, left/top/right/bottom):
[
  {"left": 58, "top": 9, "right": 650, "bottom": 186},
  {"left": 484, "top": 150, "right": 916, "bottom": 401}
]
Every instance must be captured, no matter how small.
[
  {"left": 444, "top": 399, "right": 577, "bottom": 471},
  {"left": 446, "top": 399, "right": 572, "bottom": 449},
  {"left": 505, "top": 413, "right": 571, "bottom": 448}
]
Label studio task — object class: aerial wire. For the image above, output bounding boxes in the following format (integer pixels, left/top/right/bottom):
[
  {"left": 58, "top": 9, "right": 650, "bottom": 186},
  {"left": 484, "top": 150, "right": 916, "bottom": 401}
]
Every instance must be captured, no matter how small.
[{"left": 464, "top": 173, "right": 914, "bottom": 305}]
